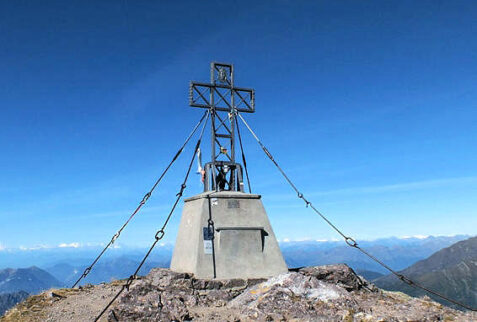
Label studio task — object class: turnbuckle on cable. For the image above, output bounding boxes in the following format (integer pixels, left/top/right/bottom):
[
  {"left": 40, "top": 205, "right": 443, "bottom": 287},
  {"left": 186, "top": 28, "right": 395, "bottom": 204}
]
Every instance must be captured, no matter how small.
[
  {"left": 125, "top": 275, "right": 136, "bottom": 291},
  {"left": 155, "top": 229, "right": 165, "bottom": 240},
  {"left": 111, "top": 232, "right": 120, "bottom": 244},
  {"left": 140, "top": 192, "right": 151, "bottom": 205},
  {"left": 176, "top": 184, "right": 187, "bottom": 197},
  {"left": 83, "top": 267, "right": 91, "bottom": 276},
  {"left": 345, "top": 237, "right": 358, "bottom": 248}
]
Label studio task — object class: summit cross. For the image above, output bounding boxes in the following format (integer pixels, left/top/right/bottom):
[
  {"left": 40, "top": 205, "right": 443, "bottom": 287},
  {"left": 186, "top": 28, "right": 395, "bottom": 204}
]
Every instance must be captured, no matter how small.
[{"left": 189, "top": 62, "right": 255, "bottom": 191}]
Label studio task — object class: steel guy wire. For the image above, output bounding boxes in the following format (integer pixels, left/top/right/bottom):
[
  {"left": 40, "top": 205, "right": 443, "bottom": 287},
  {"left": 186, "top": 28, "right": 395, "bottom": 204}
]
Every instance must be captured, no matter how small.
[
  {"left": 94, "top": 111, "right": 210, "bottom": 321},
  {"left": 235, "top": 115, "right": 252, "bottom": 193},
  {"left": 237, "top": 112, "right": 476, "bottom": 312},
  {"left": 72, "top": 110, "right": 209, "bottom": 288}
]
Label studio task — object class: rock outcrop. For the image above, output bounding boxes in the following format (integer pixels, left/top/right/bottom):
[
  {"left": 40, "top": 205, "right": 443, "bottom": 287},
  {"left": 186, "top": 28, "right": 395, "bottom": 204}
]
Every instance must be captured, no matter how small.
[{"left": 1, "top": 264, "right": 475, "bottom": 321}]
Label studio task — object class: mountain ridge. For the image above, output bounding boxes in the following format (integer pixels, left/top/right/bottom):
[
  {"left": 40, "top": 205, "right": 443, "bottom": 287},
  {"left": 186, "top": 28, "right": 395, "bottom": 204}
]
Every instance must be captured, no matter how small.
[
  {"left": 0, "top": 291, "right": 29, "bottom": 316},
  {"left": 375, "top": 236, "right": 477, "bottom": 310},
  {"left": 280, "top": 234, "right": 470, "bottom": 273},
  {"left": 0, "top": 266, "right": 62, "bottom": 295}
]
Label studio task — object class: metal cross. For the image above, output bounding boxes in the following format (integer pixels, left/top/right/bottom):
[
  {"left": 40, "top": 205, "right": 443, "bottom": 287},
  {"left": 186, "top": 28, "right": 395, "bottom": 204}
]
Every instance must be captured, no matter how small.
[{"left": 189, "top": 62, "right": 255, "bottom": 191}]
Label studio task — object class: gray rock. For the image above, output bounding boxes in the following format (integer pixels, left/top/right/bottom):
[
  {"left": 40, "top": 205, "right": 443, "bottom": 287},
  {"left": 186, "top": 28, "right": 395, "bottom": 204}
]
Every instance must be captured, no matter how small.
[
  {"left": 105, "top": 264, "right": 474, "bottom": 321},
  {"left": 298, "top": 264, "right": 366, "bottom": 291}
]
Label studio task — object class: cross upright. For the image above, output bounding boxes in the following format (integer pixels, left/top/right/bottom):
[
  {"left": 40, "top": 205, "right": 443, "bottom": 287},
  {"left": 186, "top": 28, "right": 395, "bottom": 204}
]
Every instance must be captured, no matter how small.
[{"left": 189, "top": 62, "right": 255, "bottom": 192}]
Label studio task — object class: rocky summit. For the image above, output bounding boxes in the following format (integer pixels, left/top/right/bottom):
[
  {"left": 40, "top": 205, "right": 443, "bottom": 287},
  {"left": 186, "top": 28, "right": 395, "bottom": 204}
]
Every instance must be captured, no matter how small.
[{"left": 1, "top": 264, "right": 475, "bottom": 321}]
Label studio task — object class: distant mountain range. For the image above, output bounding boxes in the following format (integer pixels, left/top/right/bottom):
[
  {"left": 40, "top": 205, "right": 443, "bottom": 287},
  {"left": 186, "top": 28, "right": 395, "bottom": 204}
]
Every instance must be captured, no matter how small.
[
  {"left": 46, "top": 256, "right": 167, "bottom": 286},
  {"left": 374, "top": 236, "right": 477, "bottom": 310},
  {"left": 0, "top": 243, "right": 174, "bottom": 269},
  {"left": 280, "top": 235, "right": 470, "bottom": 273},
  {"left": 0, "top": 235, "right": 469, "bottom": 282}
]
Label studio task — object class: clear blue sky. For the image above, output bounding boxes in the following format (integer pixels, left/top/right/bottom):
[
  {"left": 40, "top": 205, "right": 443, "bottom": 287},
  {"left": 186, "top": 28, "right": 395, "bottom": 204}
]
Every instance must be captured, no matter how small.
[{"left": 1, "top": 1, "right": 476, "bottom": 249}]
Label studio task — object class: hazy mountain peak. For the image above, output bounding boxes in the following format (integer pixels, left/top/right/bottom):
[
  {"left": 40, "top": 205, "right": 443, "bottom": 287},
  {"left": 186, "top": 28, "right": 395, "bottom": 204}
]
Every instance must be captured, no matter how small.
[
  {"left": 375, "top": 236, "right": 477, "bottom": 310},
  {"left": 0, "top": 266, "right": 62, "bottom": 295}
]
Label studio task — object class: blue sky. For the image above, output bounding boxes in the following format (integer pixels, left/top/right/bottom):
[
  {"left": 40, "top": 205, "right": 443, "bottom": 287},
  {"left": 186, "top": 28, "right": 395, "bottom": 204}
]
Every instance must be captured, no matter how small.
[{"left": 1, "top": 1, "right": 476, "bottom": 249}]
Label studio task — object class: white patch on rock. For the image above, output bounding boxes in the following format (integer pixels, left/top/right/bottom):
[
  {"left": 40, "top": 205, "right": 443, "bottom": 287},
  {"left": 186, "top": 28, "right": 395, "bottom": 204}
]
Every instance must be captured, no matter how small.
[
  {"left": 306, "top": 285, "right": 342, "bottom": 301},
  {"left": 229, "top": 272, "right": 346, "bottom": 308}
]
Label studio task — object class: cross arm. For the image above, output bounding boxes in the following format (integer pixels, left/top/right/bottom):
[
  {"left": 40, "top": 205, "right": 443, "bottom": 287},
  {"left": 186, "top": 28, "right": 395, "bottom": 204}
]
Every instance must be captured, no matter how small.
[{"left": 189, "top": 82, "right": 255, "bottom": 113}]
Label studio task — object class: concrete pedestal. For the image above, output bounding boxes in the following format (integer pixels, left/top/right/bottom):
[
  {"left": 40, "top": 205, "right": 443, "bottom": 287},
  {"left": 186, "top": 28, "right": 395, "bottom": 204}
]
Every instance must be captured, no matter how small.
[{"left": 170, "top": 191, "right": 288, "bottom": 279}]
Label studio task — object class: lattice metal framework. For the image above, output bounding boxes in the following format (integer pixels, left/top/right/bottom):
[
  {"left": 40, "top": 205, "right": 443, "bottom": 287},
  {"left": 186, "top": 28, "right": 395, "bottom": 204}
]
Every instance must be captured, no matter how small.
[{"left": 189, "top": 62, "right": 255, "bottom": 191}]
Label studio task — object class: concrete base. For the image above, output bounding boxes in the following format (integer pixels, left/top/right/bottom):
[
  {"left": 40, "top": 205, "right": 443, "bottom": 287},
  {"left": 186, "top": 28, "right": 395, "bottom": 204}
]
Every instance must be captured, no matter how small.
[{"left": 170, "top": 191, "right": 288, "bottom": 279}]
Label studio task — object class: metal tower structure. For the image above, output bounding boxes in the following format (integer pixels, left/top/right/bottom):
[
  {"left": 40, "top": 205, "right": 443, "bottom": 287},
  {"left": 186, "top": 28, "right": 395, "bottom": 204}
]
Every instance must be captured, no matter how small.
[{"left": 189, "top": 62, "right": 255, "bottom": 192}]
